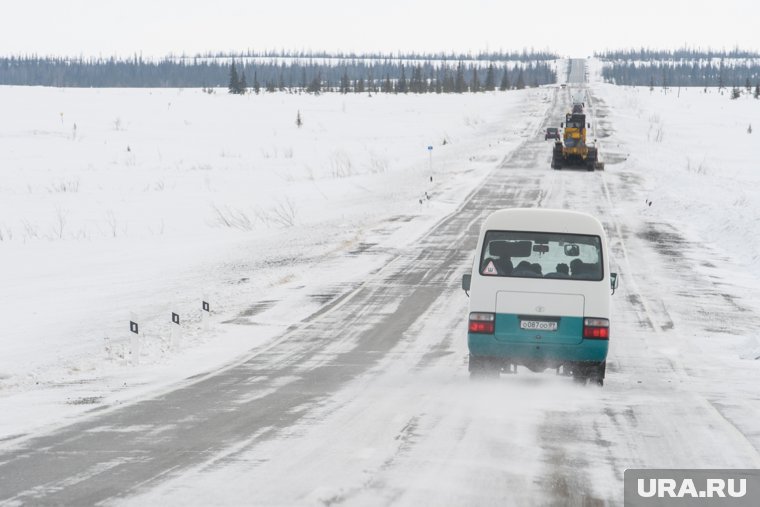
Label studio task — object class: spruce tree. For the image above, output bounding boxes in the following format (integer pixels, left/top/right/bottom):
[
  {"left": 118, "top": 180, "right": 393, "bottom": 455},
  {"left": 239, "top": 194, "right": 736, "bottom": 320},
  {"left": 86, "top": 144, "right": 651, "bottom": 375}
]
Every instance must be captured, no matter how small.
[
  {"left": 755, "top": 83, "right": 760, "bottom": 99},
  {"left": 367, "top": 69, "right": 374, "bottom": 94},
  {"left": 238, "top": 71, "right": 247, "bottom": 94},
  {"left": 470, "top": 67, "right": 481, "bottom": 92},
  {"left": 307, "top": 74, "right": 322, "bottom": 94},
  {"left": 484, "top": 64, "right": 496, "bottom": 91},
  {"left": 499, "top": 67, "right": 510, "bottom": 91},
  {"left": 397, "top": 65, "right": 408, "bottom": 93},
  {"left": 253, "top": 71, "right": 260, "bottom": 94},
  {"left": 228, "top": 62, "right": 240, "bottom": 94},
  {"left": 410, "top": 65, "right": 422, "bottom": 93},
  {"left": 515, "top": 69, "right": 525, "bottom": 90},
  {"left": 455, "top": 62, "right": 466, "bottom": 93},
  {"left": 340, "top": 69, "right": 350, "bottom": 94},
  {"left": 444, "top": 69, "right": 455, "bottom": 93},
  {"left": 427, "top": 67, "right": 436, "bottom": 93},
  {"left": 382, "top": 74, "right": 392, "bottom": 93},
  {"left": 300, "top": 68, "right": 308, "bottom": 90}
]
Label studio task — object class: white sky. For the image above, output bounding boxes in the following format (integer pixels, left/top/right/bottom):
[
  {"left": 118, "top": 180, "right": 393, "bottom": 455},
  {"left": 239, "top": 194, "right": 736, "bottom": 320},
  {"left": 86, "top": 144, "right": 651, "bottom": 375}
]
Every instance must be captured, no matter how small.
[{"left": 2, "top": 0, "right": 759, "bottom": 58}]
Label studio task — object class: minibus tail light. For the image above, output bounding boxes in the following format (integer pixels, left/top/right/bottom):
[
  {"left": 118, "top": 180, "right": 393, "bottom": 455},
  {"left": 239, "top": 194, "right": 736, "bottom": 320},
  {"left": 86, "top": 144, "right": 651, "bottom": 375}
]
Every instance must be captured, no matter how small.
[
  {"left": 469, "top": 312, "right": 495, "bottom": 334},
  {"left": 583, "top": 318, "right": 609, "bottom": 339}
]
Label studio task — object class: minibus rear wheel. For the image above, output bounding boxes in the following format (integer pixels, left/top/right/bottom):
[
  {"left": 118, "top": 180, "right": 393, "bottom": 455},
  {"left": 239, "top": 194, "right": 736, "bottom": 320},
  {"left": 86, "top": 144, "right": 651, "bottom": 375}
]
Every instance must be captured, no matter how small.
[
  {"left": 588, "top": 361, "right": 606, "bottom": 387},
  {"left": 469, "top": 355, "right": 499, "bottom": 380}
]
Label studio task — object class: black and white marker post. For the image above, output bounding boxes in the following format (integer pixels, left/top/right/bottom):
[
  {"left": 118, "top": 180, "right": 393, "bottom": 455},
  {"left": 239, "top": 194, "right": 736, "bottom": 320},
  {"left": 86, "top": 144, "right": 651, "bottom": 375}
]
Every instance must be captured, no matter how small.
[
  {"left": 427, "top": 145, "right": 433, "bottom": 183},
  {"left": 202, "top": 298, "right": 210, "bottom": 332},
  {"left": 129, "top": 313, "right": 140, "bottom": 366},
  {"left": 171, "top": 312, "right": 181, "bottom": 350}
]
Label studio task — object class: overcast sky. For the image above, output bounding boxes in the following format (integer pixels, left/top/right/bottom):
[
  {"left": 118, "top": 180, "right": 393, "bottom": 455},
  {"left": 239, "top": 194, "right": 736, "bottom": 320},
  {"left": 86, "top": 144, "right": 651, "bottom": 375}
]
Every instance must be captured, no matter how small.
[{"left": 2, "top": 0, "right": 758, "bottom": 58}]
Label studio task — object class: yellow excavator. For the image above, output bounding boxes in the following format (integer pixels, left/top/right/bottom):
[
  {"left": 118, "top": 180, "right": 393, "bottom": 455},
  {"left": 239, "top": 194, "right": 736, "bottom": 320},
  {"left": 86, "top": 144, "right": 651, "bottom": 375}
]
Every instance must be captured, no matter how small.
[{"left": 551, "top": 104, "right": 602, "bottom": 171}]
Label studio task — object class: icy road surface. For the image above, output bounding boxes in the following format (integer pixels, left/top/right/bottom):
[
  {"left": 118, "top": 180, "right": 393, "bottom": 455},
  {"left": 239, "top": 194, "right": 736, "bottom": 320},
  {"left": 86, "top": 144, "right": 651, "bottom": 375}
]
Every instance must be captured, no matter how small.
[{"left": 1, "top": 60, "right": 760, "bottom": 505}]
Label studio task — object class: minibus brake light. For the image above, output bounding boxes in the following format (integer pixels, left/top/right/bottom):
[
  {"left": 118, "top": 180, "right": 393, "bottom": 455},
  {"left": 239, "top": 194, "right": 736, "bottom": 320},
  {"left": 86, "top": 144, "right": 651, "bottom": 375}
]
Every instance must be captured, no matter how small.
[
  {"left": 469, "top": 312, "right": 495, "bottom": 334},
  {"left": 583, "top": 317, "right": 609, "bottom": 339}
]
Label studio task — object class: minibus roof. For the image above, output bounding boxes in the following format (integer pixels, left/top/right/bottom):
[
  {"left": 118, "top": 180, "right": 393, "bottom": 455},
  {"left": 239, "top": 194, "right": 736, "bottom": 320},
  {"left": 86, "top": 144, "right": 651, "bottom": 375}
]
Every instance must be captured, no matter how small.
[{"left": 481, "top": 208, "right": 605, "bottom": 236}]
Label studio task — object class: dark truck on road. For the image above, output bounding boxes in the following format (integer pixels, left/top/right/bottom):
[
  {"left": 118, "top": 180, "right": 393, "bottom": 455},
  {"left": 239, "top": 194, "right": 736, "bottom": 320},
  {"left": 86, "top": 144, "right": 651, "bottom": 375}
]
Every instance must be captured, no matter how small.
[{"left": 545, "top": 127, "right": 560, "bottom": 140}]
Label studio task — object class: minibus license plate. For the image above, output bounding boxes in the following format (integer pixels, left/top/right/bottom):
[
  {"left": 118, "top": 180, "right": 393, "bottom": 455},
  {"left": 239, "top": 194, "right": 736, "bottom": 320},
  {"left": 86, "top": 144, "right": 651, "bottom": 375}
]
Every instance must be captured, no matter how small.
[{"left": 520, "top": 320, "right": 557, "bottom": 331}]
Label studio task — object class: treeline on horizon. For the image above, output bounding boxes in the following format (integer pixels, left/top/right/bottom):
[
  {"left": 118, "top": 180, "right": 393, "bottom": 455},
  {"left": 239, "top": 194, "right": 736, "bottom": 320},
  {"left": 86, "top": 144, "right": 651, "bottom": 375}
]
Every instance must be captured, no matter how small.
[
  {"left": 0, "top": 50, "right": 557, "bottom": 89},
  {"left": 225, "top": 60, "right": 556, "bottom": 95},
  {"left": 598, "top": 47, "right": 760, "bottom": 87},
  {"left": 596, "top": 47, "right": 760, "bottom": 61},
  {"left": 189, "top": 48, "right": 559, "bottom": 62}
]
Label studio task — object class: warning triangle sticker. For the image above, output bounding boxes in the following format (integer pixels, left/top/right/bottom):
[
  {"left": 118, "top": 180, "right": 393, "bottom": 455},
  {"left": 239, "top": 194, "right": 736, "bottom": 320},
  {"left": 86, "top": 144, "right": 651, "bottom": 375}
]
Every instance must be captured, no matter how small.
[{"left": 483, "top": 260, "right": 498, "bottom": 276}]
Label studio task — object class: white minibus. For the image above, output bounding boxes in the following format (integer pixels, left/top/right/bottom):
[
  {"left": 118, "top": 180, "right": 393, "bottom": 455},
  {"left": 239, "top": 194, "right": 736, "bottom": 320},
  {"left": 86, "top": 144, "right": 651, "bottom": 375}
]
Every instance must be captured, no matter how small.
[{"left": 462, "top": 208, "right": 618, "bottom": 385}]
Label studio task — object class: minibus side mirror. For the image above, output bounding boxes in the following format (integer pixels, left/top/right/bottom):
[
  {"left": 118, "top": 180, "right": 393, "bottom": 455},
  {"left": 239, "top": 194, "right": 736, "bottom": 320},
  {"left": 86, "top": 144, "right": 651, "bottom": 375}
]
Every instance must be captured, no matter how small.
[
  {"left": 610, "top": 272, "right": 619, "bottom": 295},
  {"left": 462, "top": 274, "right": 471, "bottom": 296}
]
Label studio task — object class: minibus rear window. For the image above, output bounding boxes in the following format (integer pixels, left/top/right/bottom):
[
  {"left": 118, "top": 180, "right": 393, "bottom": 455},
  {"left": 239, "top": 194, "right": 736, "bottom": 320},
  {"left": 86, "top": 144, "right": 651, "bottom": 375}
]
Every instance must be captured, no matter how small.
[{"left": 479, "top": 231, "right": 603, "bottom": 281}]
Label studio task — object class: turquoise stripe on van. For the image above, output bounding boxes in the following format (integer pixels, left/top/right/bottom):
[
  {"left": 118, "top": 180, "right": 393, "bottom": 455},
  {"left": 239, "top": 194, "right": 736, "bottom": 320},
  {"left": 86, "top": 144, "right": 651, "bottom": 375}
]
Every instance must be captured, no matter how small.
[
  {"left": 468, "top": 333, "right": 608, "bottom": 363},
  {"left": 494, "top": 314, "right": 584, "bottom": 345}
]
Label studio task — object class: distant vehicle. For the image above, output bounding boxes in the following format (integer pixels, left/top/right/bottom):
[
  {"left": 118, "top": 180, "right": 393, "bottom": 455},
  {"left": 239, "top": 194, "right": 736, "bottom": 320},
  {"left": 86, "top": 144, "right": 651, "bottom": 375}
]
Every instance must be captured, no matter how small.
[
  {"left": 461, "top": 208, "right": 619, "bottom": 385},
  {"left": 572, "top": 103, "right": 584, "bottom": 114},
  {"left": 545, "top": 127, "right": 560, "bottom": 140},
  {"left": 551, "top": 111, "right": 602, "bottom": 171},
  {"left": 560, "top": 84, "right": 567, "bottom": 88}
]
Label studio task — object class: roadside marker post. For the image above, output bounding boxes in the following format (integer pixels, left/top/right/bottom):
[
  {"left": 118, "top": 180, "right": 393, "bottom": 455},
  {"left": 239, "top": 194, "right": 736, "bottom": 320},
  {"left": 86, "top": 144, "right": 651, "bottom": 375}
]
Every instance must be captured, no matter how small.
[
  {"left": 171, "top": 312, "right": 181, "bottom": 350},
  {"left": 202, "top": 299, "right": 210, "bottom": 332},
  {"left": 129, "top": 313, "right": 140, "bottom": 366},
  {"left": 427, "top": 145, "right": 433, "bottom": 182}
]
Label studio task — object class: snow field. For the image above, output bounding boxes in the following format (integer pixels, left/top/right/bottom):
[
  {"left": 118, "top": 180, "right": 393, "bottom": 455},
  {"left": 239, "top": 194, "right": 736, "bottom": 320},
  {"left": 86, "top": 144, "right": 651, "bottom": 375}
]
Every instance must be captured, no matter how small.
[{"left": 0, "top": 85, "right": 551, "bottom": 442}]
